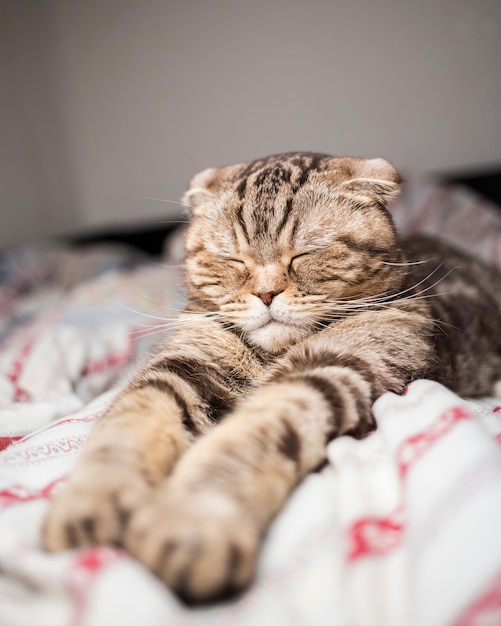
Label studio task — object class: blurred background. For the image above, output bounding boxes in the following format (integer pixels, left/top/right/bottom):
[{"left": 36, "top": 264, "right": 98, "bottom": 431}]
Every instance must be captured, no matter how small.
[{"left": 0, "top": 0, "right": 500, "bottom": 249}]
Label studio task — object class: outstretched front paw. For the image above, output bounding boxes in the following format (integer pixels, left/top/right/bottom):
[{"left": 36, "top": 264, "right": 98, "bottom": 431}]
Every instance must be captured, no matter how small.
[
  {"left": 43, "top": 465, "right": 151, "bottom": 551},
  {"left": 125, "top": 490, "right": 260, "bottom": 603}
]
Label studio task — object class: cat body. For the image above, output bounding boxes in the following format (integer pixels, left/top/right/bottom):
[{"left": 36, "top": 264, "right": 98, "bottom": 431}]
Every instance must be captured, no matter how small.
[{"left": 43, "top": 153, "right": 501, "bottom": 602}]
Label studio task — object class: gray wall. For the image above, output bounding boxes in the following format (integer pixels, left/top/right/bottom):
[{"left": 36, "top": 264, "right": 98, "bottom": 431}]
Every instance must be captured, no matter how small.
[
  {"left": 0, "top": 1, "right": 80, "bottom": 247},
  {"left": 1, "top": 0, "right": 500, "bottom": 248}
]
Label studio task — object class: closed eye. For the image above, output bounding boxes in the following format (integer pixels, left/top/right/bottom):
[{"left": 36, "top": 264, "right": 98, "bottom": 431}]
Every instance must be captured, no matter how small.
[
  {"left": 289, "top": 252, "right": 311, "bottom": 271},
  {"left": 227, "top": 258, "right": 246, "bottom": 268}
]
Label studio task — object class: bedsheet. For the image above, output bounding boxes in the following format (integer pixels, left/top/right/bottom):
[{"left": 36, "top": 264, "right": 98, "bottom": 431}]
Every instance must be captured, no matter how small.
[{"left": 1, "top": 183, "right": 501, "bottom": 626}]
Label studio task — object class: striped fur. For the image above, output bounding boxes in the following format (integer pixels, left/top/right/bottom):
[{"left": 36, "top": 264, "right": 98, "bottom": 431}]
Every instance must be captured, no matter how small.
[{"left": 43, "top": 152, "right": 501, "bottom": 603}]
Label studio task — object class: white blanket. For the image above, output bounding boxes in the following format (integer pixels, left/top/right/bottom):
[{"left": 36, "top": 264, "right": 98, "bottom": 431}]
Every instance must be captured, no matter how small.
[
  {"left": 1, "top": 184, "right": 501, "bottom": 626},
  {"left": 1, "top": 380, "right": 501, "bottom": 626}
]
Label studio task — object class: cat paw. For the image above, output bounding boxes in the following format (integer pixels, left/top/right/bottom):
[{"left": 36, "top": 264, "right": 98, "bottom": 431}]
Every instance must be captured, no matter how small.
[
  {"left": 124, "top": 490, "right": 260, "bottom": 603},
  {"left": 42, "top": 465, "right": 151, "bottom": 551}
]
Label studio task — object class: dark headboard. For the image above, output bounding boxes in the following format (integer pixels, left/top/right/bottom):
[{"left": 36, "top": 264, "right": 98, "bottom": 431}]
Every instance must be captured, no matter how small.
[
  {"left": 439, "top": 165, "right": 501, "bottom": 207},
  {"left": 72, "top": 221, "right": 181, "bottom": 257}
]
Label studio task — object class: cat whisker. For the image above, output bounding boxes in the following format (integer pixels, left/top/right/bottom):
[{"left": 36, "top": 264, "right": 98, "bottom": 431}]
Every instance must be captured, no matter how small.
[
  {"left": 128, "top": 312, "right": 242, "bottom": 340},
  {"left": 316, "top": 285, "right": 457, "bottom": 320},
  {"left": 129, "top": 323, "right": 180, "bottom": 340},
  {"left": 381, "top": 257, "right": 438, "bottom": 267},
  {"left": 175, "top": 141, "right": 201, "bottom": 173},
  {"left": 332, "top": 262, "right": 448, "bottom": 308},
  {"left": 119, "top": 304, "right": 181, "bottom": 323},
  {"left": 137, "top": 195, "right": 190, "bottom": 211},
  {"left": 379, "top": 262, "right": 452, "bottom": 303},
  {"left": 318, "top": 263, "right": 456, "bottom": 314},
  {"left": 120, "top": 302, "right": 237, "bottom": 332},
  {"left": 430, "top": 317, "right": 462, "bottom": 334},
  {"left": 315, "top": 286, "right": 460, "bottom": 330}
]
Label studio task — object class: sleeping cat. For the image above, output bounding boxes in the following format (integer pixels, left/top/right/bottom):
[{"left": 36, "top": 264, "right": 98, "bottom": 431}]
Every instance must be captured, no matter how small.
[{"left": 43, "top": 152, "right": 501, "bottom": 602}]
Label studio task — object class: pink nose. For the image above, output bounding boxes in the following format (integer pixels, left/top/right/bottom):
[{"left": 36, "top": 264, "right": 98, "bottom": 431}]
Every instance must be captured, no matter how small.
[{"left": 257, "top": 291, "right": 280, "bottom": 306}]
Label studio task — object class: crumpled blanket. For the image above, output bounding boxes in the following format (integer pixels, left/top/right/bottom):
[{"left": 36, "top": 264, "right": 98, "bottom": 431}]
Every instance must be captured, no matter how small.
[
  {"left": 1, "top": 381, "right": 500, "bottom": 626},
  {"left": 0, "top": 244, "right": 185, "bottom": 446},
  {"left": 1, "top": 183, "right": 501, "bottom": 626}
]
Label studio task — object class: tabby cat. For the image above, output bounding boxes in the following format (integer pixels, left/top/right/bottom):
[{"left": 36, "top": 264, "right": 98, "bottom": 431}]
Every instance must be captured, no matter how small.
[{"left": 43, "top": 152, "right": 501, "bottom": 602}]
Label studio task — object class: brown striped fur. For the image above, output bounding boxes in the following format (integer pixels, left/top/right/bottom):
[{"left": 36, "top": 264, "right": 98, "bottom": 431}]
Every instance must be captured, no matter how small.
[{"left": 43, "top": 152, "right": 501, "bottom": 602}]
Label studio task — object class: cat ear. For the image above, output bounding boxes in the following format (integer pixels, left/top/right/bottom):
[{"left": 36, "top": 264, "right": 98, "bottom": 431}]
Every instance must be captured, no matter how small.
[
  {"left": 351, "top": 157, "right": 401, "bottom": 184},
  {"left": 182, "top": 163, "right": 246, "bottom": 216},
  {"left": 182, "top": 168, "right": 218, "bottom": 215},
  {"left": 337, "top": 157, "right": 401, "bottom": 206}
]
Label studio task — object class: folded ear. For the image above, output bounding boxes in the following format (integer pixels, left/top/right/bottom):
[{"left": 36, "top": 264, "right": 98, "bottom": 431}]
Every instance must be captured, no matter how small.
[
  {"left": 351, "top": 157, "right": 401, "bottom": 184},
  {"left": 182, "top": 163, "right": 246, "bottom": 216},
  {"left": 181, "top": 168, "right": 218, "bottom": 215},
  {"left": 336, "top": 157, "right": 401, "bottom": 207}
]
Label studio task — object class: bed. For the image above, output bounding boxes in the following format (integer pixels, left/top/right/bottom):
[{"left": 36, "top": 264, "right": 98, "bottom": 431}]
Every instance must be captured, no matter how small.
[{"left": 1, "top": 176, "right": 501, "bottom": 626}]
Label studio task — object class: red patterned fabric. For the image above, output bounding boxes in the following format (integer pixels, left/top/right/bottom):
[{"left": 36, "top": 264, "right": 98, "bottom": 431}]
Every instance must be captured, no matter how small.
[{"left": 1, "top": 184, "right": 501, "bottom": 624}]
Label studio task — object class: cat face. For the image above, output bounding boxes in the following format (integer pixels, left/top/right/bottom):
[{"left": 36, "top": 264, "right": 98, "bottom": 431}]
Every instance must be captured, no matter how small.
[{"left": 183, "top": 153, "right": 405, "bottom": 353}]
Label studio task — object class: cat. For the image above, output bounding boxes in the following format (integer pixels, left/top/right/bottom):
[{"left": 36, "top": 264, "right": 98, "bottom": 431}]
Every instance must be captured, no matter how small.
[{"left": 43, "top": 152, "right": 501, "bottom": 603}]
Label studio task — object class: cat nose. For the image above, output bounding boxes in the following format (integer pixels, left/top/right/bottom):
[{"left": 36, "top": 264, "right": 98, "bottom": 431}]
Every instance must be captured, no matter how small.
[{"left": 257, "top": 291, "right": 282, "bottom": 306}]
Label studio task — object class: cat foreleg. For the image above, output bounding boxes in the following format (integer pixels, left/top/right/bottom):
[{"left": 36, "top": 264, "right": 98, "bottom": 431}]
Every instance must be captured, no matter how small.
[
  {"left": 42, "top": 387, "right": 193, "bottom": 551},
  {"left": 43, "top": 318, "right": 261, "bottom": 553},
  {"left": 124, "top": 380, "right": 336, "bottom": 602}
]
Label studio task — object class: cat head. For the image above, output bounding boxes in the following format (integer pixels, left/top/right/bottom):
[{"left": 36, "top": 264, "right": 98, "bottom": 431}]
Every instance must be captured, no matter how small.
[{"left": 182, "top": 152, "right": 405, "bottom": 353}]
